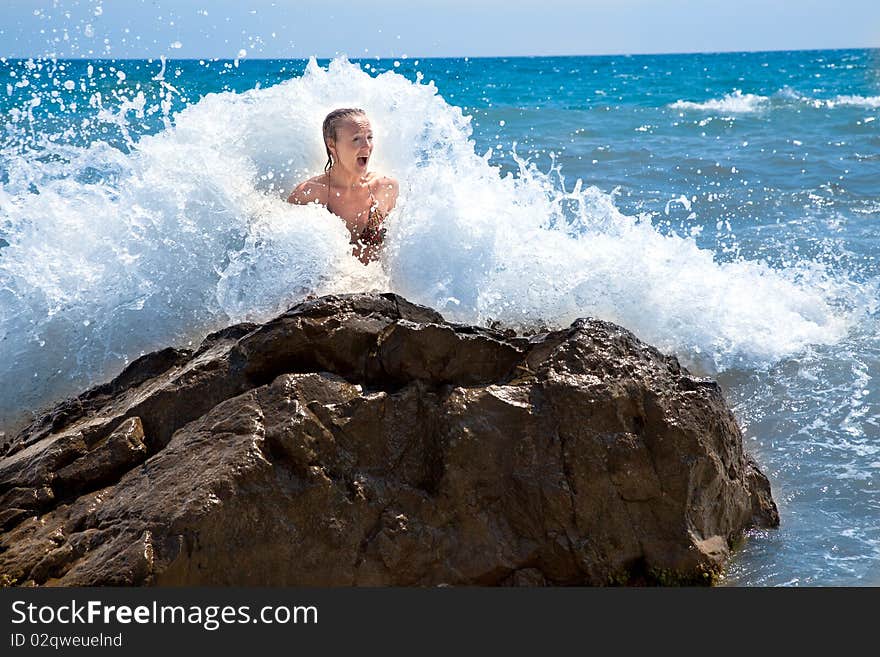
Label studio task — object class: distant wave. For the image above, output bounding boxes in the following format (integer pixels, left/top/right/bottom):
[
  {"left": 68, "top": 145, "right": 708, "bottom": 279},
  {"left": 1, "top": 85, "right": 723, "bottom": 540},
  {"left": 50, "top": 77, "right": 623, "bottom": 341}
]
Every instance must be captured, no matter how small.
[
  {"left": 669, "top": 90, "right": 769, "bottom": 113},
  {"left": 805, "top": 94, "right": 880, "bottom": 109},
  {"left": 670, "top": 89, "right": 880, "bottom": 113}
]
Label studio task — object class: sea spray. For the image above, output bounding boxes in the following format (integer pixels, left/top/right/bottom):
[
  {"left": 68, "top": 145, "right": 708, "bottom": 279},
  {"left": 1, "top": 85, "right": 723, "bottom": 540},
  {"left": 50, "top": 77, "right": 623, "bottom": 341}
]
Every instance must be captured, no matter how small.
[{"left": 0, "top": 57, "right": 867, "bottom": 433}]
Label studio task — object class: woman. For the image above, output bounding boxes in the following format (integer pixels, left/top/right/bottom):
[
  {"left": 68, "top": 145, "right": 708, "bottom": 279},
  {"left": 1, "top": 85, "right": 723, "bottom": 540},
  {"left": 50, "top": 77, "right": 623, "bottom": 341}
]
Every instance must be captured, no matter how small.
[{"left": 288, "top": 108, "right": 399, "bottom": 264}]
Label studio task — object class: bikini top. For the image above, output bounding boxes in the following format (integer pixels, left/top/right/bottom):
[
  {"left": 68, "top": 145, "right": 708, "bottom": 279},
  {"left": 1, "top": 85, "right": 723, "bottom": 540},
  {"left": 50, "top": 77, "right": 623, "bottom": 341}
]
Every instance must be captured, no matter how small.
[{"left": 326, "top": 173, "right": 387, "bottom": 247}]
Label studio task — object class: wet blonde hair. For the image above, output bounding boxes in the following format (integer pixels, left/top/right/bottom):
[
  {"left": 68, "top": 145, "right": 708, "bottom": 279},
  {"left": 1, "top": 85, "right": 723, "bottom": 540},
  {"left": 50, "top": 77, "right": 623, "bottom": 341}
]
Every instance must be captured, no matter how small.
[{"left": 322, "top": 108, "right": 367, "bottom": 172}]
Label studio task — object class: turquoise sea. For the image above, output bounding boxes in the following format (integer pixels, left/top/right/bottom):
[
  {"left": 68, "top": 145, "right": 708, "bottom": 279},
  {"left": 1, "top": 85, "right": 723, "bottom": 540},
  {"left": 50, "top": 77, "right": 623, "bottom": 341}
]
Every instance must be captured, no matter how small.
[{"left": 1, "top": 50, "right": 878, "bottom": 585}]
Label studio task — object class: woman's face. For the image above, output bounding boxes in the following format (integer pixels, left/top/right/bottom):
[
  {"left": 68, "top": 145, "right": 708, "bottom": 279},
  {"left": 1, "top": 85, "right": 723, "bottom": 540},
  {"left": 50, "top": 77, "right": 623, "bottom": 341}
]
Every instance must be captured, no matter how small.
[{"left": 329, "top": 117, "right": 373, "bottom": 174}]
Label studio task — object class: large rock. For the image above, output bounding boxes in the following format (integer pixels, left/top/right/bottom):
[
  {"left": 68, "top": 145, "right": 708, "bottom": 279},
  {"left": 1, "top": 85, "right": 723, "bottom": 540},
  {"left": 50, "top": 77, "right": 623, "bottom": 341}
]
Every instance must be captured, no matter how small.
[{"left": 0, "top": 293, "right": 777, "bottom": 586}]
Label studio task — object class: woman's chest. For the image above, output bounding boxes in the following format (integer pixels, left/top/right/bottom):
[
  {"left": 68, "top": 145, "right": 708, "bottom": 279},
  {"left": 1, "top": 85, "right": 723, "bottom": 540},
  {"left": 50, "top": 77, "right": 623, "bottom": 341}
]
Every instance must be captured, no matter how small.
[{"left": 329, "top": 192, "right": 379, "bottom": 234}]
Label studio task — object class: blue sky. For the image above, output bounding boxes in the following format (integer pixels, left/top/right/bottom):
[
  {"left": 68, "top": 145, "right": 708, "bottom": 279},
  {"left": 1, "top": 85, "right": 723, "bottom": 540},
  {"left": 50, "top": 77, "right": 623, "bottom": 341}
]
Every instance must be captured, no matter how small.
[{"left": 2, "top": 0, "right": 879, "bottom": 59}]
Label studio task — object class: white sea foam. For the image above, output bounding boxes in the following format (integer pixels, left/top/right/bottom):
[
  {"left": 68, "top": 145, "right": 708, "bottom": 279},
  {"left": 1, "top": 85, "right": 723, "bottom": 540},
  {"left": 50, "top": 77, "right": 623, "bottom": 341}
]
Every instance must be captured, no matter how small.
[
  {"left": 778, "top": 87, "right": 880, "bottom": 110},
  {"left": 669, "top": 90, "right": 769, "bottom": 113},
  {"left": 0, "top": 58, "right": 869, "bottom": 431},
  {"left": 671, "top": 89, "right": 880, "bottom": 113},
  {"left": 820, "top": 94, "right": 880, "bottom": 109}
]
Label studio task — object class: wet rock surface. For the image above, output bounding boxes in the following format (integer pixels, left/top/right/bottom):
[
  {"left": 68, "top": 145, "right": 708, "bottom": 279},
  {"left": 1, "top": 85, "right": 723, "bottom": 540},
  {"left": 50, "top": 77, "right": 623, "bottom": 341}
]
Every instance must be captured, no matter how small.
[{"left": 0, "top": 293, "right": 778, "bottom": 586}]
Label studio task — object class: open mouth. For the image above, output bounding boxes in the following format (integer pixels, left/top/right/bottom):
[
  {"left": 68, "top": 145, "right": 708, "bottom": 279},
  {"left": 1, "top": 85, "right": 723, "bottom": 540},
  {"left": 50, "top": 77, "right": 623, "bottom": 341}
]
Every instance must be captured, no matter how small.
[{"left": 357, "top": 156, "right": 368, "bottom": 167}]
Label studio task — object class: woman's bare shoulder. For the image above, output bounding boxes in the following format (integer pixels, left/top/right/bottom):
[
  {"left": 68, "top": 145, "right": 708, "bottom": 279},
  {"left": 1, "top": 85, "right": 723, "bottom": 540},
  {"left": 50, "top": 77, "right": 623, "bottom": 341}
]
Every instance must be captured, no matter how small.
[
  {"left": 371, "top": 174, "right": 399, "bottom": 197},
  {"left": 370, "top": 174, "right": 399, "bottom": 211},
  {"left": 373, "top": 173, "right": 398, "bottom": 188},
  {"left": 288, "top": 174, "right": 328, "bottom": 205}
]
